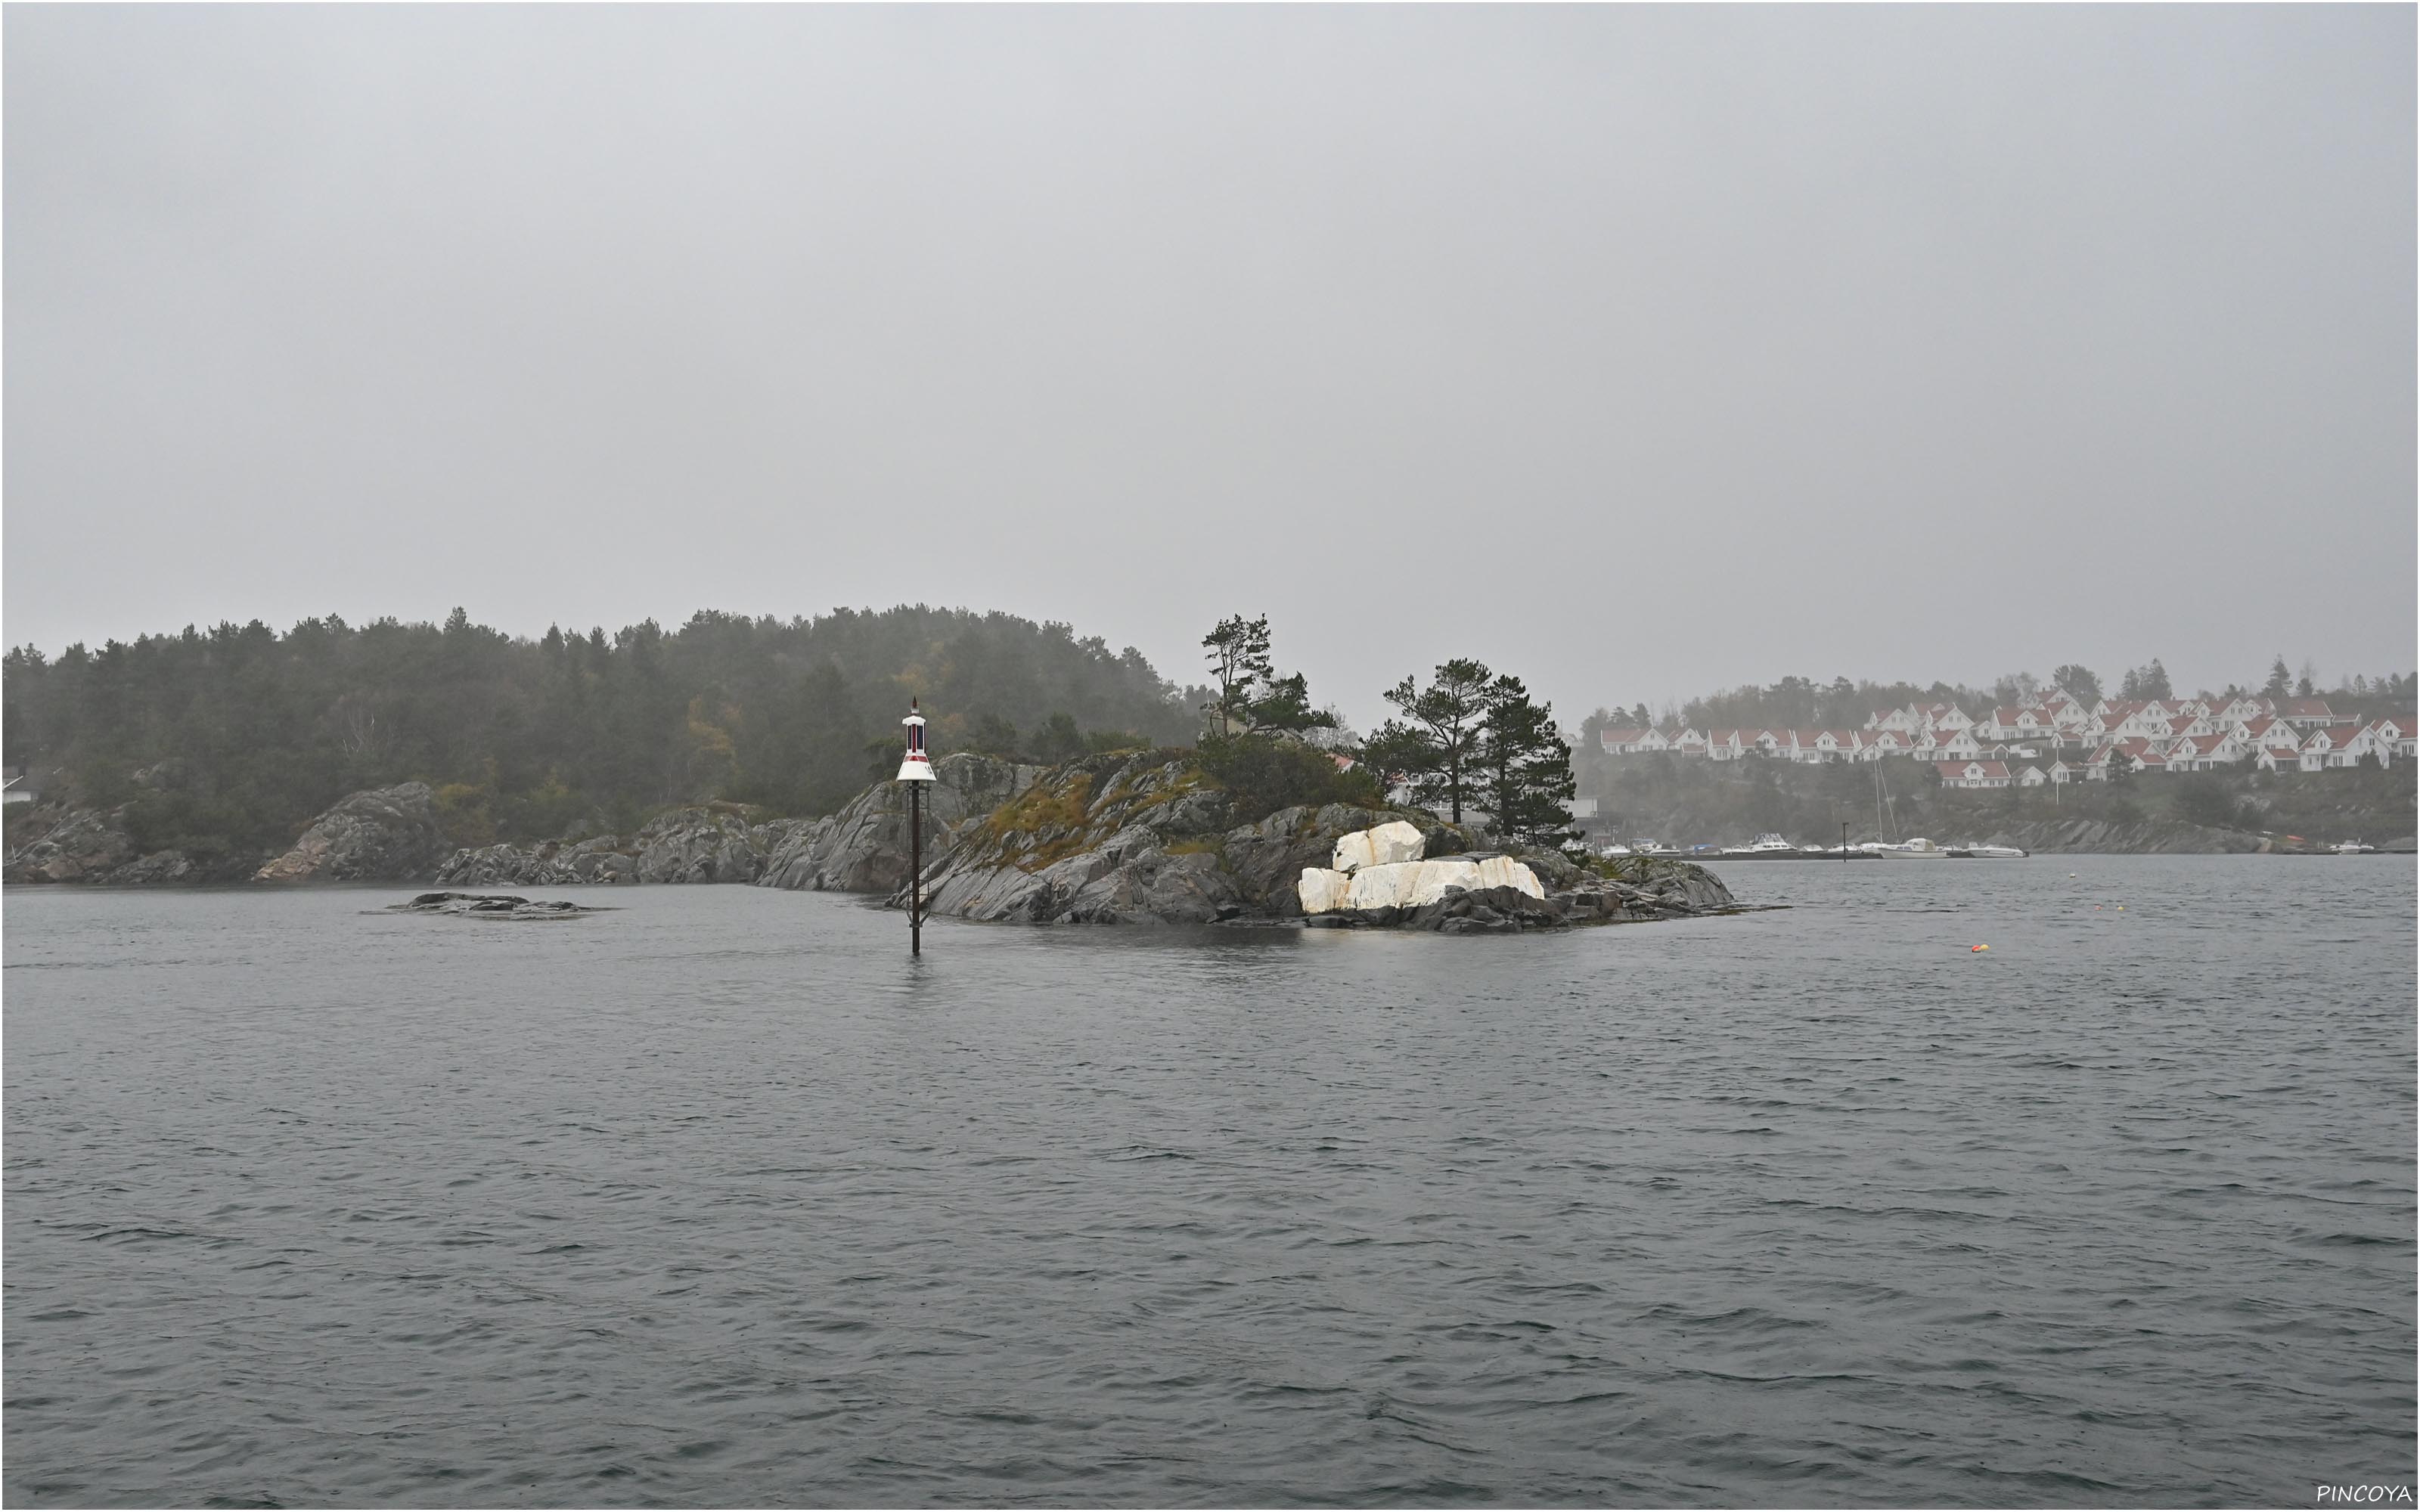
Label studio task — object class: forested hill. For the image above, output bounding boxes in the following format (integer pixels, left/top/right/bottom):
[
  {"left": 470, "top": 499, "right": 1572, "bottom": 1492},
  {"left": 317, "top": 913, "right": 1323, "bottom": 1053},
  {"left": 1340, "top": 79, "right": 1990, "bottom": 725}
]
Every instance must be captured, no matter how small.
[{"left": 2, "top": 606, "right": 1203, "bottom": 868}]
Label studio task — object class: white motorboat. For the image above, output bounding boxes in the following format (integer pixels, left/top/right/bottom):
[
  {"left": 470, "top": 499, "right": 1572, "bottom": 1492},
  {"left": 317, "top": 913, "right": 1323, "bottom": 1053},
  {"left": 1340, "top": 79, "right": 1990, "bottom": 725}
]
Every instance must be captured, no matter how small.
[
  {"left": 1874, "top": 837, "right": 1948, "bottom": 859},
  {"left": 2335, "top": 840, "right": 2378, "bottom": 854},
  {"left": 1962, "top": 843, "right": 2029, "bottom": 859},
  {"left": 1742, "top": 833, "right": 1797, "bottom": 853}
]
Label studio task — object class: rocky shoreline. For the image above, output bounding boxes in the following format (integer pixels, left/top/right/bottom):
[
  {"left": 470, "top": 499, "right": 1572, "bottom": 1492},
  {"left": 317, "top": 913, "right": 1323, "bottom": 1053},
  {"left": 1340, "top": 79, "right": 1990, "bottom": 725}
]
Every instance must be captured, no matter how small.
[{"left": 1, "top": 749, "right": 1739, "bottom": 931}]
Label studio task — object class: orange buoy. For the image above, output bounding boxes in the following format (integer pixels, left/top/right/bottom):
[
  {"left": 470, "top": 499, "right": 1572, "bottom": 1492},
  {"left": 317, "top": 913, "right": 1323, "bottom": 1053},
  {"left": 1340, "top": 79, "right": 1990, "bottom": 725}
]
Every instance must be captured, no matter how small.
[{"left": 1971, "top": 943, "right": 1989, "bottom": 953}]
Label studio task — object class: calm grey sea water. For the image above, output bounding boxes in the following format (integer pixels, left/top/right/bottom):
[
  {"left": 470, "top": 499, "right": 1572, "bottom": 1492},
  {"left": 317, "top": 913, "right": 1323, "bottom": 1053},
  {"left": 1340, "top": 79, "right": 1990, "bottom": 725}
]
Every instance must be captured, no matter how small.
[{"left": 5, "top": 857, "right": 2413, "bottom": 1508}]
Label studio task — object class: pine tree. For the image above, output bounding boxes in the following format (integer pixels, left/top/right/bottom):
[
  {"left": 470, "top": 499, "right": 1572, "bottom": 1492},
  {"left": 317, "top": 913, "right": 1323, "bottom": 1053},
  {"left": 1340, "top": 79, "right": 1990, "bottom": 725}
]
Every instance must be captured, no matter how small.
[
  {"left": 1477, "top": 674, "right": 1576, "bottom": 844},
  {"left": 1373, "top": 658, "right": 1494, "bottom": 823},
  {"left": 2052, "top": 665, "right": 2102, "bottom": 705},
  {"left": 2140, "top": 659, "right": 2173, "bottom": 700},
  {"left": 2263, "top": 655, "right": 2291, "bottom": 702},
  {"left": 1199, "top": 614, "right": 1334, "bottom": 739},
  {"left": 1200, "top": 615, "right": 1274, "bottom": 736}
]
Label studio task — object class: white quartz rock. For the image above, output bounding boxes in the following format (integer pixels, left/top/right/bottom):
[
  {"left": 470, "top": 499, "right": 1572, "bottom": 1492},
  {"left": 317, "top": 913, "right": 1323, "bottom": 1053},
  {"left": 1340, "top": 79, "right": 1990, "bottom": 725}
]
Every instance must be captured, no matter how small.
[
  {"left": 1469, "top": 855, "right": 1546, "bottom": 898},
  {"left": 1298, "top": 866, "right": 1353, "bottom": 915},
  {"left": 1339, "top": 855, "right": 1545, "bottom": 910},
  {"left": 1331, "top": 820, "right": 1426, "bottom": 874}
]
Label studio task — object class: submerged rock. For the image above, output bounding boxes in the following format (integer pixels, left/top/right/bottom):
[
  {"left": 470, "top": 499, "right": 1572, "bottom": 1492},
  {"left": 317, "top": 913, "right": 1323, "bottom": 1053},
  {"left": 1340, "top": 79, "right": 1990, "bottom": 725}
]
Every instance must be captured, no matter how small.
[
  {"left": 256, "top": 782, "right": 446, "bottom": 883},
  {"left": 383, "top": 891, "right": 599, "bottom": 920}
]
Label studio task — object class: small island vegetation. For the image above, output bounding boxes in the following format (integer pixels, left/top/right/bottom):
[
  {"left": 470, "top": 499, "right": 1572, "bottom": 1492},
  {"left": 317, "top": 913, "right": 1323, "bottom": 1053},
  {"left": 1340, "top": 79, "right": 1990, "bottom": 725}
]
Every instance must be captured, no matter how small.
[{"left": 2, "top": 604, "right": 1588, "bottom": 880}]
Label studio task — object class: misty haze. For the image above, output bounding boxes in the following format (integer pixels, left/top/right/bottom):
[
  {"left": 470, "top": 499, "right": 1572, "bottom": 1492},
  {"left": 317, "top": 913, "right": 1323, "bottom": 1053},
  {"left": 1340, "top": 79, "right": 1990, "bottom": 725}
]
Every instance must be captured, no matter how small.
[{"left": 4, "top": 7, "right": 2412, "bottom": 1510}]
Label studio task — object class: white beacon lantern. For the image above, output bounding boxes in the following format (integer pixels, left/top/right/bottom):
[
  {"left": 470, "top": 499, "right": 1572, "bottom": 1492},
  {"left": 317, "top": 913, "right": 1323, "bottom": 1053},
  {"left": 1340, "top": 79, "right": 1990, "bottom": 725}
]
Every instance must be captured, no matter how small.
[{"left": 897, "top": 700, "right": 935, "bottom": 783}]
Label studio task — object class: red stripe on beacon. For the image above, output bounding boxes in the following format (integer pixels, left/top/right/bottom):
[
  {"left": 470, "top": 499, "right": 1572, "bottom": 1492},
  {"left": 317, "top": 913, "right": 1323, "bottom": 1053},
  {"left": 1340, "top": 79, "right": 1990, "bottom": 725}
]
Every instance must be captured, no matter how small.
[{"left": 897, "top": 699, "right": 935, "bottom": 783}]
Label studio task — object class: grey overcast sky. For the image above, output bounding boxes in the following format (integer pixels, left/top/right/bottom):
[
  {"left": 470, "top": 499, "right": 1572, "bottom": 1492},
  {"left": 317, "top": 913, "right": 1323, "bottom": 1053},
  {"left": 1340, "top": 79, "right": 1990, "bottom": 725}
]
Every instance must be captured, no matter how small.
[{"left": 5, "top": 5, "right": 2412, "bottom": 726}]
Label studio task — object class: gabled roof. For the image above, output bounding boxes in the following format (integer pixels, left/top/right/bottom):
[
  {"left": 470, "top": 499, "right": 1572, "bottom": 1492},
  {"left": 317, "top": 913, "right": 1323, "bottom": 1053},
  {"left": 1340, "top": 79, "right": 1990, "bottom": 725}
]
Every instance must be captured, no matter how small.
[
  {"left": 1935, "top": 760, "right": 2011, "bottom": 779},
  {"left": 2283, "top": 699, "right": 2334, "bottom": 717}
]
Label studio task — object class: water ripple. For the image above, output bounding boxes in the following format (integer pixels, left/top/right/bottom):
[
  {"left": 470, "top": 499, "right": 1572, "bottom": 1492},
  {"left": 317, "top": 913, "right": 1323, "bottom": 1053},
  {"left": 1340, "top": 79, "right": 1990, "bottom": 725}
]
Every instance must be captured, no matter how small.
[{"left": 5, "top": 859, "right": 2414, "bottom": 1506}]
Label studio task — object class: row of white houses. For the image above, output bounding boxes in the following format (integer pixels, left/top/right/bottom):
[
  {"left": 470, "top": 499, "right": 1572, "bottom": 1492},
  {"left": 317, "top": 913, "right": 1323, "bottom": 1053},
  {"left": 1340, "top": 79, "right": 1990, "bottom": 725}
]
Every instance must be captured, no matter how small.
[
  {"left": 1867, "top": 693, "right": 2363, "bottom": 746},
  {"left": 1594, "top": 706, "right": 2415, "bottom": 777},
  {"left": 1935, "top": 715, "right": 2415, "bottom": 789}
]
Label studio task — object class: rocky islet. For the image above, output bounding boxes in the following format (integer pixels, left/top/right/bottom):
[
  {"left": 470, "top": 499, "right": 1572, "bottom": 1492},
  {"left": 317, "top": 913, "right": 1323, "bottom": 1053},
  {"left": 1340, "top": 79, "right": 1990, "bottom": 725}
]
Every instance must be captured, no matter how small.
[{"left": 4, "top": 748, "right": 1739, "bottom": 931}]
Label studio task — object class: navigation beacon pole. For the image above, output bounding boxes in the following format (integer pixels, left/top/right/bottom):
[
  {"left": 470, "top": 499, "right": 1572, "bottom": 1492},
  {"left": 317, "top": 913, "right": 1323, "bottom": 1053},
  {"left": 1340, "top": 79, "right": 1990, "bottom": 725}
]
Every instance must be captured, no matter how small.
[{"left": 897, "top": 699, "right": 936, "bottom": 955}]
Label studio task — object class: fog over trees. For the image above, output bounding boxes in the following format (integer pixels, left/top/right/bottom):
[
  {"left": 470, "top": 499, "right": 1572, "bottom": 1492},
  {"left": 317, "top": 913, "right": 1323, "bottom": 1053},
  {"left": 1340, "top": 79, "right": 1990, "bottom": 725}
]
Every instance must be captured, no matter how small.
[{"left": 2, "top": 606, "right": 1203, "bottom": 868}]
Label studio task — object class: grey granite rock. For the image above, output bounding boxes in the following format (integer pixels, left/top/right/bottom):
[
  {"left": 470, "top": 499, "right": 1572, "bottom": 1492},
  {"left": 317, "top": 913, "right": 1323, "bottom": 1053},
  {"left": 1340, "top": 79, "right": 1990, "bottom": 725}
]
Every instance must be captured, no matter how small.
[
  {"left": 3, "top": 805, "right": 138, "bottom": 883},
  {"left": 383, "top": 891, "right": 600, "bottom": 920},
  {"left": 632, "top": 807, "right": 769, "bottom": 884},
  {"left": 758, "top": 753, "right": 1046, "bottom": 894},
  {"left": 434, "top": 835, "right": 639, "bottom": 887},
  {"left": 256, "top": 782, "right": 446, "bottom": 883}
]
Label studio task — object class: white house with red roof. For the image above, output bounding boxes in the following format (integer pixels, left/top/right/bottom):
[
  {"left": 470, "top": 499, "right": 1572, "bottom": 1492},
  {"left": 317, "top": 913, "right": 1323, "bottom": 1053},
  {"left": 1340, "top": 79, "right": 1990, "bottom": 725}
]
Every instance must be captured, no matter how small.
[
  {"left": 2110, "top": 703, "right": 2182, "bottom": 741},
  {"left": 2258, "top": 737, "right": 2330, "bottom": 773},
  {"left": 1978, "top": 707, "right": 2042, "bottom": 742},
  {"left": 2108, "top": 736, "right": 2167, "bottom": 774},
  {"left": 2080, "top": 744, "right": 2124, "bottom": 780},
  {"left": 2281, "top": 699, "right": 2347, "bottom": 732},
  {"left": 2165, "top": 731, "right": 2247, "bottom": 771},
  {"left": 1931, "top": 727, "right": 1984, "bottom": 761},
  {"left": 2333, "top": 723, "right": 2390, "bottom": 767},
  {"left": 2239, "top": 715, "right": 2302, "bottom": 754},
  {"left": 2375, "top": 717, "right": 2416, "bottom": 760},
  {"left": 1786, "top": 728, "right": 1861, "bottom": 763},
  {"left": 2302, "top": 724, "right": 2373, "bottom": 768},
  {"left": 1936, "top": 759, "right": 2012, "bottom": 789}
]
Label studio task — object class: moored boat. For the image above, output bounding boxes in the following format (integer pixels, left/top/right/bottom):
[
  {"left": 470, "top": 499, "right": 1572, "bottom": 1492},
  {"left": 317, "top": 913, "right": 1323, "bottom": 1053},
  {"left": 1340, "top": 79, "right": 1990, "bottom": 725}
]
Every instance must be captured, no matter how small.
[{"left": 1874, "top": 837, "right": 1948, "bottom": 859}]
